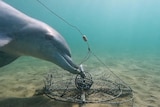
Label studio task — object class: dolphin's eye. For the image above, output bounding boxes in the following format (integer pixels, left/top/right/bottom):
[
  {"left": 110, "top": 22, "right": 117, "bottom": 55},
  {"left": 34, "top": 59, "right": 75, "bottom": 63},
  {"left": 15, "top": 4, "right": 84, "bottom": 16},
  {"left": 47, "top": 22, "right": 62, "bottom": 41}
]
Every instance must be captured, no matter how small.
[{"left": 45, "top": 34, "right": 53, "bottom": 40}]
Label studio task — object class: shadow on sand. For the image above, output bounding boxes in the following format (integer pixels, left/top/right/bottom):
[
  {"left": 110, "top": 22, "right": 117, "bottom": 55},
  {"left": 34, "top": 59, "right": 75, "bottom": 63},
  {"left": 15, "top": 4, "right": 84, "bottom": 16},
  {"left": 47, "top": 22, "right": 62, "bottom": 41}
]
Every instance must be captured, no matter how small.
[{"left": 0, "top": 96, "right": 75, "bottom": 107}]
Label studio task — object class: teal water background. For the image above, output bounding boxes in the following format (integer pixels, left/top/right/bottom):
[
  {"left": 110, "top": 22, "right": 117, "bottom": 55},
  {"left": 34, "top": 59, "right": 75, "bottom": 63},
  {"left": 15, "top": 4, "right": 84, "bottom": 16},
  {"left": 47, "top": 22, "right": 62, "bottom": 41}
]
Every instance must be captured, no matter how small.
[
  {"left": 4, "top": 0, "right": 160, "bottom": 60},
  {"left": 1, "top": 0, "right": 160, "bottom": 107}
]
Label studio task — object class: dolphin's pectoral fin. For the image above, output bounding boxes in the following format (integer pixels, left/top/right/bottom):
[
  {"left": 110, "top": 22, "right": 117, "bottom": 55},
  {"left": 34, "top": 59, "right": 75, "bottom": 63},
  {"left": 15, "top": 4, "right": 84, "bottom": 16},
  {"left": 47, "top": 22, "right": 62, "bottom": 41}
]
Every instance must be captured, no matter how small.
[
  {"left": 0, "top": 33, "right": 12, "bottom": 47},
  {"left": 0, "top": 51, "right": 19, "bottom": 67}
]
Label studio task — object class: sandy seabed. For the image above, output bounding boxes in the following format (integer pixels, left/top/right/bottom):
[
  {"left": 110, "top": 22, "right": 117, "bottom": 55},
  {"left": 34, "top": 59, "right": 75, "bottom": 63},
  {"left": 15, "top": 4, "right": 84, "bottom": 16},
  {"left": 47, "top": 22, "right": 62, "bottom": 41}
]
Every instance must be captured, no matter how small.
[{"left": 0, "top": 54, "right": 160, "bottom": 107}]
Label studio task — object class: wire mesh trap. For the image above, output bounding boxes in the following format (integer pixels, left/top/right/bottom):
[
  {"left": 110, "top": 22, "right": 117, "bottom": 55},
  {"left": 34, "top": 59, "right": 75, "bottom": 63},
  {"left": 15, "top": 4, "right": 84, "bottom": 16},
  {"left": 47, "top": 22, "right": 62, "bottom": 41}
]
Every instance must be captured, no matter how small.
[{"left": 34, "top": 66, "right": 134, "bottom": 107}]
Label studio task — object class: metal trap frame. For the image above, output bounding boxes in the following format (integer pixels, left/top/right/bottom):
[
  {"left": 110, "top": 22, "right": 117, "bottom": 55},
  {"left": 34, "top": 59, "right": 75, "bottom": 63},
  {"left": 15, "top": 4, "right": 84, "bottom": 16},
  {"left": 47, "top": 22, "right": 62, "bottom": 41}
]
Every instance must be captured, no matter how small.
[{"left": 35, "top": 68, "right": 134, "bottom": 107}]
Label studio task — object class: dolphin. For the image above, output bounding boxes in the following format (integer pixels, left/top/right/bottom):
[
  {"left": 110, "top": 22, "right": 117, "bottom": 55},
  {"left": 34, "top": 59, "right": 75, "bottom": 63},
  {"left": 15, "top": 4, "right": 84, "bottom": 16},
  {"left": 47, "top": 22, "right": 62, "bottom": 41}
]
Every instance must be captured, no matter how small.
[{"left": 0, "top": 1, "right": 84, "bottom": 76}]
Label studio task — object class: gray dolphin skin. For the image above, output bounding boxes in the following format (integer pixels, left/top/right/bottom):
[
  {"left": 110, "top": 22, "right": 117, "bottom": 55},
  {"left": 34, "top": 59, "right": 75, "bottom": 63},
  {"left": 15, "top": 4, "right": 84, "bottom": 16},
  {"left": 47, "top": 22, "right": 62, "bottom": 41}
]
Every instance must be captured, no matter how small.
[{"left": 0, "top": 1, "right": 84, "bottom": 76}]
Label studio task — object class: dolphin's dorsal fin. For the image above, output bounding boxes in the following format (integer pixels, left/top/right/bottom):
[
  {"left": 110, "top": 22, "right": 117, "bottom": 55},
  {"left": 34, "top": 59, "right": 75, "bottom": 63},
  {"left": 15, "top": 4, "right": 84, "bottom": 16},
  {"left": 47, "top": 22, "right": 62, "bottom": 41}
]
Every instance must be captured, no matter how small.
[
  {"left": 0, "top": 33, "right": 12, "bottom": 47},
  {"left": 0, "top": 51, "right": 19, "bottom": 67}
]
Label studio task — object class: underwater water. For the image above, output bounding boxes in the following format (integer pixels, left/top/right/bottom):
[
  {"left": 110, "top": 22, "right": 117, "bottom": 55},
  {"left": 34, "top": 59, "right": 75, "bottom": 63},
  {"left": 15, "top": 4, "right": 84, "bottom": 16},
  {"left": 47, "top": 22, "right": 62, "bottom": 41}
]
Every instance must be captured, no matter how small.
[{"left": 0, "top": 0, "right": 160, "bottom": 107}]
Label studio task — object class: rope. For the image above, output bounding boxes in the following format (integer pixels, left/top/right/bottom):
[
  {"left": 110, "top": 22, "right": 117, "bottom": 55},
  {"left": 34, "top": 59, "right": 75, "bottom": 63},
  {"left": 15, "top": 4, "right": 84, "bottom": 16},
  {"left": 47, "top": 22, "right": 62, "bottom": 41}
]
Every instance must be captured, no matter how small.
[
  {"left": 37, "top": 0, "right": 83, "bottom": 35},
  {"left": 36, "top": 1, "right": 134, "bottom": 106}
]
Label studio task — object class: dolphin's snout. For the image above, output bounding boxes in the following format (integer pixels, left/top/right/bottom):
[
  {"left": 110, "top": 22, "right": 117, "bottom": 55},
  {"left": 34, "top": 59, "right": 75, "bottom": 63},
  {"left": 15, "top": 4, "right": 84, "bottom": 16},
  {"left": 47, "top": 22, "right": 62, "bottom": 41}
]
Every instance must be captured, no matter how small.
[
  {"left": 60, "top": 54, "right": 86, "bottom": 77},
  {"left": 61, "top": 54, "right": 80, "bottom": 74}
]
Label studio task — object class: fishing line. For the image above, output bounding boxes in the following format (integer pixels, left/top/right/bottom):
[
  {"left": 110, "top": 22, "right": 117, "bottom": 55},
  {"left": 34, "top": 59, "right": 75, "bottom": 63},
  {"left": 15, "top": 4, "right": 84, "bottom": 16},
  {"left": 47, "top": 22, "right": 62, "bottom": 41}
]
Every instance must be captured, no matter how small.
[
  {"left": 37, "top": 0, "right": 83, "bottom": 35},
  {"left": 36, "top": 0, "right": 114, "bottom": 73},
  {"left": 36, "top": 0, "right": 128, "bottom": 85}
]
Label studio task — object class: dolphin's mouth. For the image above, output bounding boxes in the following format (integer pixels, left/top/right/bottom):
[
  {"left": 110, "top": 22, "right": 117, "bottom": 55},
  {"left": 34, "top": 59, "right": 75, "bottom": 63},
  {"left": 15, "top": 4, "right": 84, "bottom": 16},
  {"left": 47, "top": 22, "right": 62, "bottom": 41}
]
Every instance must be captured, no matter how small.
[{"left": 60, "top": 54, "right": 79, "bottom": 74}]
